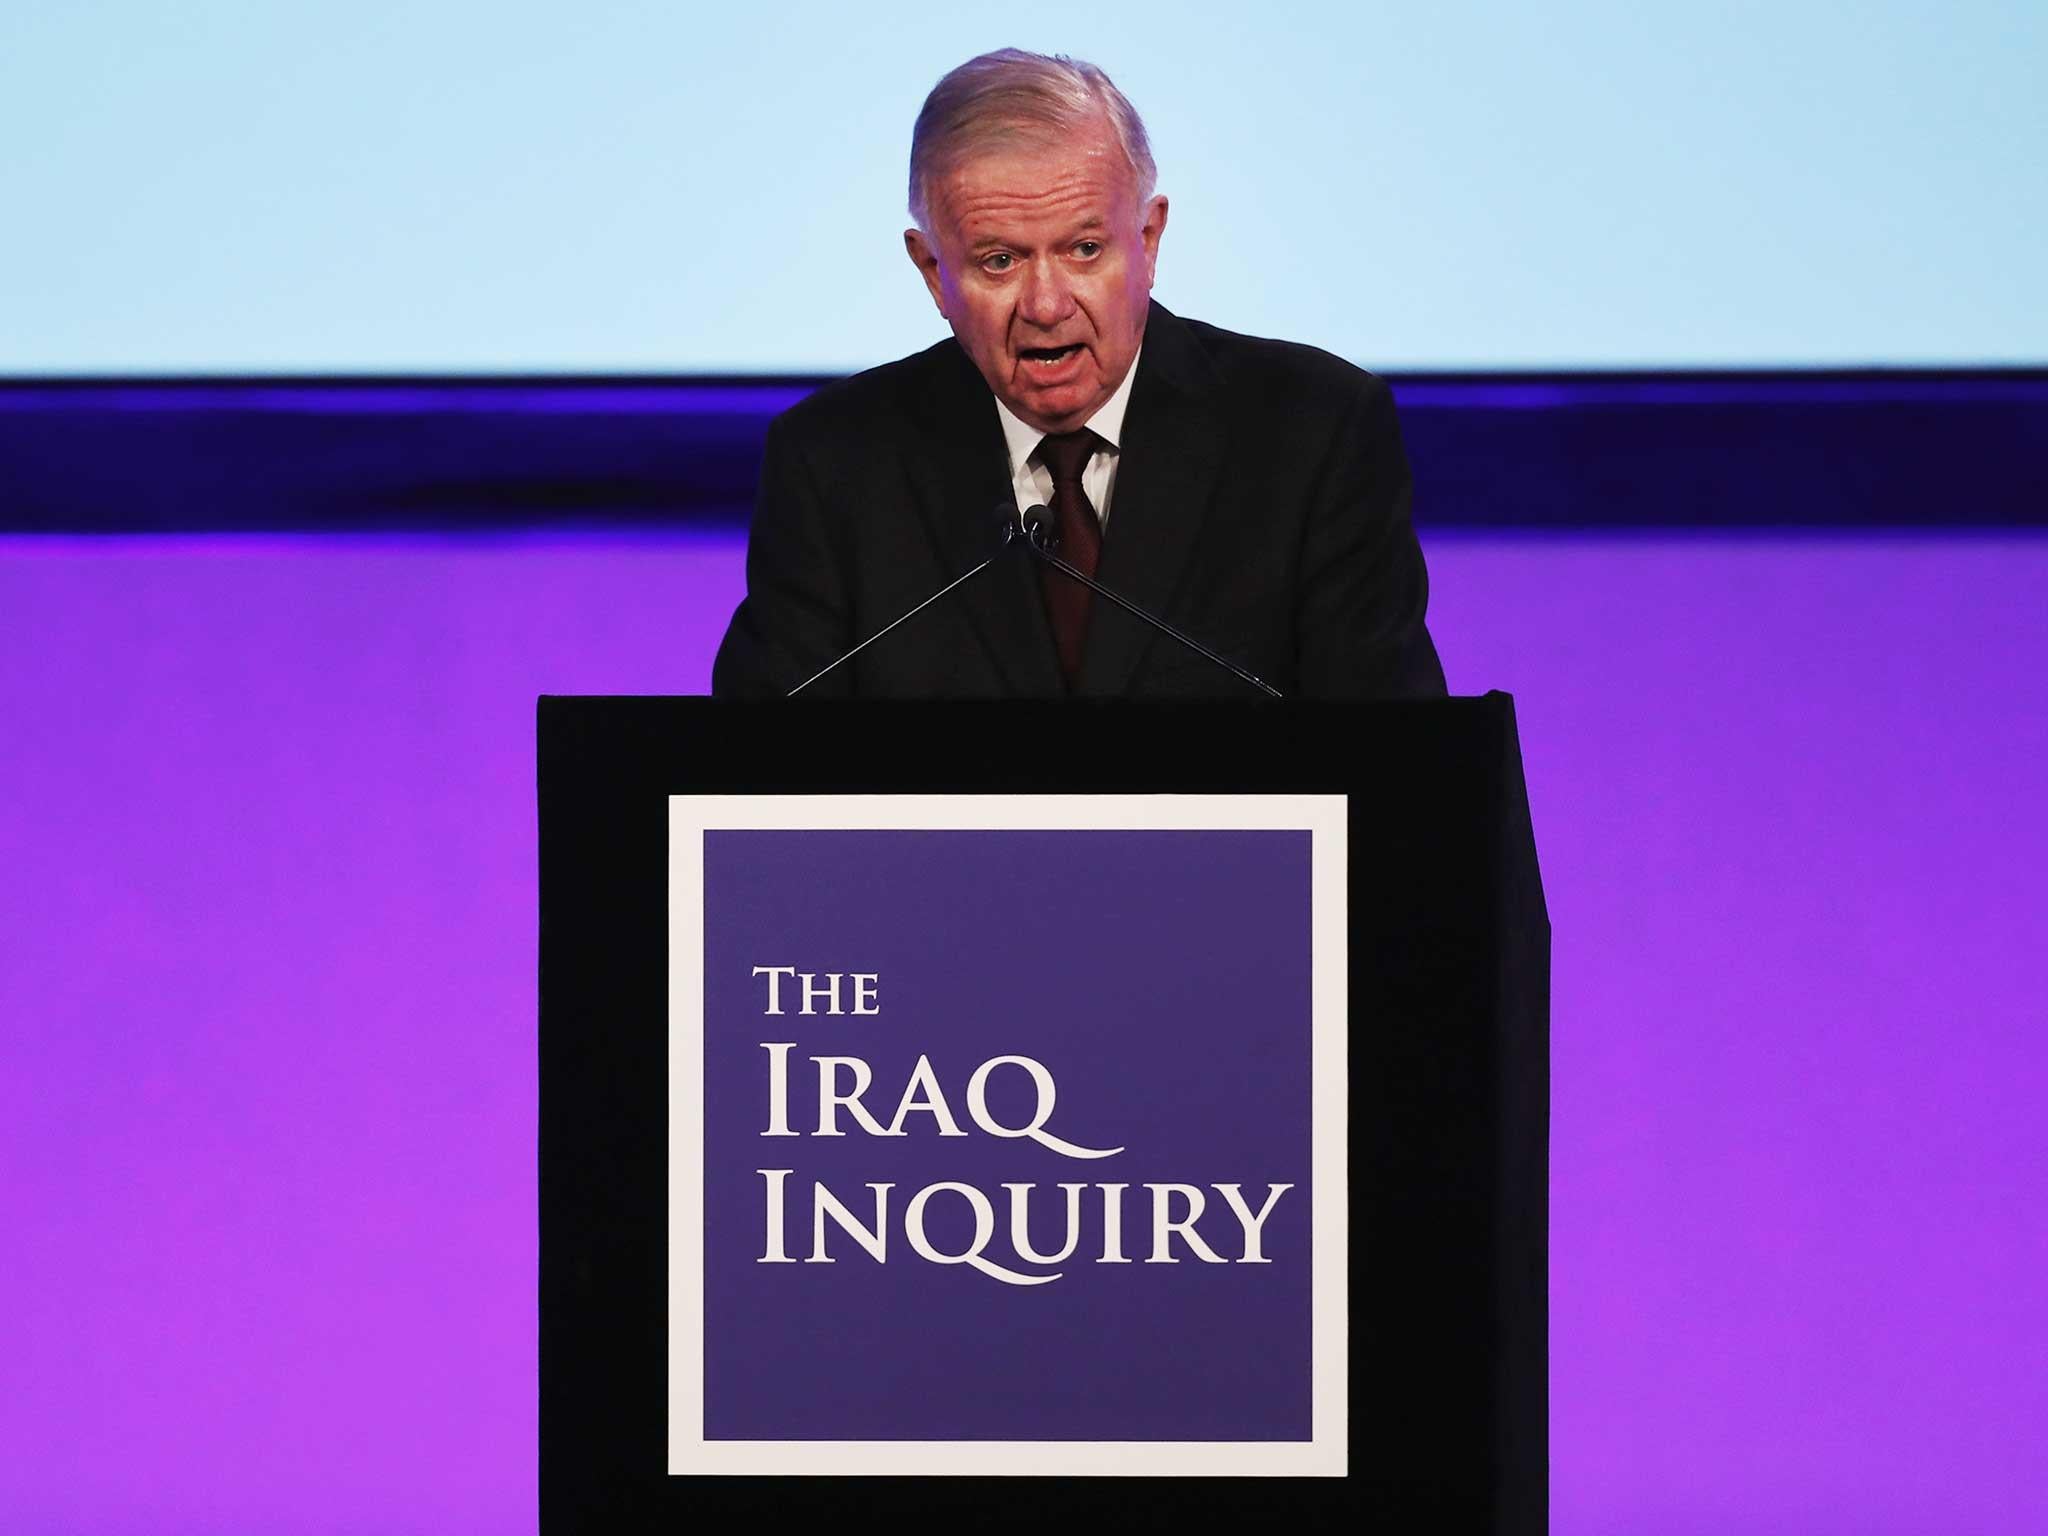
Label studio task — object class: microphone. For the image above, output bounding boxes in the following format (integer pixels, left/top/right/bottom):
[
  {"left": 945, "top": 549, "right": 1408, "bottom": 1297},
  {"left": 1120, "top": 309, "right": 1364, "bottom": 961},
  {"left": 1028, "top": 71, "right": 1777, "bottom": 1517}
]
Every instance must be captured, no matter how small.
[
  {"left": 786, "top": 505, "right": 1028, "bottom": 696},
  {"left": 1019, "top": 503, "right": 1284, "bottom": 698}
]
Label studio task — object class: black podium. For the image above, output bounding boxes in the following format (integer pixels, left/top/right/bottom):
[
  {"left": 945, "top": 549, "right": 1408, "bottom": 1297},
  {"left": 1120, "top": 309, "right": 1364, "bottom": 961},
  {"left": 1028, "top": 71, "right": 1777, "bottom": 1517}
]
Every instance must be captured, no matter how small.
[{"left": 540, "top": 696, "right": 1548, "bottom": 1531}]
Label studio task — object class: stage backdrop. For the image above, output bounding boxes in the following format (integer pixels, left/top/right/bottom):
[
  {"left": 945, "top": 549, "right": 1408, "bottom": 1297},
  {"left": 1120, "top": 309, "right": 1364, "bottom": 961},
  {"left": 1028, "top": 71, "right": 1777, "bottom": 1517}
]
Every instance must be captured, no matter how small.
[
  {"left": 3, "top": 3, "right": 2043, "bottom": 1532},
  {"left": 1, "top": 528, "right": 2043, "bottom": 1534},
  {"left": 3, "top": 0, "right": 2044, "bottom": 373}
]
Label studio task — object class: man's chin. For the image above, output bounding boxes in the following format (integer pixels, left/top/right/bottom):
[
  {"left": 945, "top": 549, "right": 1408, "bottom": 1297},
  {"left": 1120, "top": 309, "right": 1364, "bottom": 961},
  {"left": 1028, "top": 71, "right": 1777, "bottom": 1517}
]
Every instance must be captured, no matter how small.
[{"left": 1008, "top": 375, "right": 1102, "bottom": 433}]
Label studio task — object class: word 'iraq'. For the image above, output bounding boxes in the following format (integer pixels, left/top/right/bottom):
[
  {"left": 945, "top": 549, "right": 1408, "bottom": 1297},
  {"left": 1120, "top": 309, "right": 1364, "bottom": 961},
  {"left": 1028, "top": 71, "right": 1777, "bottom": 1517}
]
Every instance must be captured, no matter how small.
[{"left": 749, "top": 966, "right": 1294, "bottom": 1287}]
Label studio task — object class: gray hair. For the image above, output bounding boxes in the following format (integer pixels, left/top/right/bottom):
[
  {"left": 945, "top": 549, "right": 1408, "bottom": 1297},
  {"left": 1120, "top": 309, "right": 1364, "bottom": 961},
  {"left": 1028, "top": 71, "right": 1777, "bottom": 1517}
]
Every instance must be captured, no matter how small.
[{"left": 908, "top": 49, "right": 1157, "bottom": 230}]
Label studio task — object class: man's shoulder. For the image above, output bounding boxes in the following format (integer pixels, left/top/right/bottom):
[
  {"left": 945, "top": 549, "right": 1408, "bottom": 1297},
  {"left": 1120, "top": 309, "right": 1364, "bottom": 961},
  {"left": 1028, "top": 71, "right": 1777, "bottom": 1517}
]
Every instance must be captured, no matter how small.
[
  {"left": 1164, "top": 308, "right": 1389, "bottom": 413},
  {"left": 771, "top": 335, "right": 967, "bottom": 449}
]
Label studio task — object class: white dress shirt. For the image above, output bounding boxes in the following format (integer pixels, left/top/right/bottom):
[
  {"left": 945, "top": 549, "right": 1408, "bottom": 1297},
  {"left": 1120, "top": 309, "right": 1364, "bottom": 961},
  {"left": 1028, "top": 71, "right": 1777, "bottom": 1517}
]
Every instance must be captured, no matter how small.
[{"left": 992, "top": 346, "right": 1142, "bottom": 534}]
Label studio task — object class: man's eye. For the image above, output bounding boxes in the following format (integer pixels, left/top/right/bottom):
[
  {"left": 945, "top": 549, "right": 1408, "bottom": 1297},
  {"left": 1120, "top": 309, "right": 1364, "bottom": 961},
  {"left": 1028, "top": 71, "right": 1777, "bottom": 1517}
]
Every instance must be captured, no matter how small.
[
  {"left": 981, "top": 253, "right": 1014, "bottom": 273},
  {"left": 1074, "top": 241, "right": 1102, "bottom": 259}
]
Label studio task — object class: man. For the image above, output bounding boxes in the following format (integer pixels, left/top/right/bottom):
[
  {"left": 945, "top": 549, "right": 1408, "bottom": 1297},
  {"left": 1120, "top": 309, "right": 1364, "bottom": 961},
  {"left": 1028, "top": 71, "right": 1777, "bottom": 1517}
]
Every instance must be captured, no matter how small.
[{"left": 712, "top": 49, "right": 1446, "bottom": 699}]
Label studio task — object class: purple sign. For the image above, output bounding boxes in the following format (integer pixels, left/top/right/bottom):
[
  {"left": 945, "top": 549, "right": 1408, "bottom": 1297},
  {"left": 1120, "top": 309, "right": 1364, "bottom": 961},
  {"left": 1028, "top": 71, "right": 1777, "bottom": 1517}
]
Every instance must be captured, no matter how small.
[{"left": 668, "top": 795, "right": 1348, "bottom": 1476}]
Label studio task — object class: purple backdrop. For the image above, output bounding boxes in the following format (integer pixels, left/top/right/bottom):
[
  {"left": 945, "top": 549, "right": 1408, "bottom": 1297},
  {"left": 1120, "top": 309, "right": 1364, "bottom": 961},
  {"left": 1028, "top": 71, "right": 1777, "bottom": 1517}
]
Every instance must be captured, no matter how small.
[{"left": 1, "top": 529, "right": 2043, "bottom": 1531}]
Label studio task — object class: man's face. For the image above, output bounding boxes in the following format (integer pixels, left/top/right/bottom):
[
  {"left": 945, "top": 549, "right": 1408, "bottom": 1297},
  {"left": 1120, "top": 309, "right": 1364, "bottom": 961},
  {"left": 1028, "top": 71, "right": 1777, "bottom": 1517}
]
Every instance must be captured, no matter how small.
[{"left": 905, "top": 116, "right": 1167, "bottom": 435}]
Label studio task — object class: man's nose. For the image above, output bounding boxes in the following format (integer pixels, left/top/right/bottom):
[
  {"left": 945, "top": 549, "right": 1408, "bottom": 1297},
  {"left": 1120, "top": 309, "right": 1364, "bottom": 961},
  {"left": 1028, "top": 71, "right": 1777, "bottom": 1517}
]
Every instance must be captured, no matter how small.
[{"left": 1019, "top": 257, "right": 1077, "bottom": 328}]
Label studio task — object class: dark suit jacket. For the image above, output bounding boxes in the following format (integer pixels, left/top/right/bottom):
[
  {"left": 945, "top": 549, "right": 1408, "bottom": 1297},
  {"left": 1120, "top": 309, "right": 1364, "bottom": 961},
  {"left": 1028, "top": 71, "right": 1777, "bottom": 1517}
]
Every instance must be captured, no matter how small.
[{"left": 711, "top": 301, "right": 1446, "bottom": 698}]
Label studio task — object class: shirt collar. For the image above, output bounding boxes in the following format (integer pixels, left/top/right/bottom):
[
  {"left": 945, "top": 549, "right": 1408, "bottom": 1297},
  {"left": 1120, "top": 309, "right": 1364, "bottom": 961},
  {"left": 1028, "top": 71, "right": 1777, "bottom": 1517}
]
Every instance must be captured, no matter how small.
[{"left": 993, "top": 344, "right": 1143, "bottom": 477}]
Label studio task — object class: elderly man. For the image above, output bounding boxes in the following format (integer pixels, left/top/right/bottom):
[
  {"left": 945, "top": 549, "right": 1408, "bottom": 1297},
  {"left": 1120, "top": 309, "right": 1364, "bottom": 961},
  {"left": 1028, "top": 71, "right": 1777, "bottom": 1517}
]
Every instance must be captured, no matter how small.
[{"left": 712, "top": 49, "right": 1445, "bottom": 698}]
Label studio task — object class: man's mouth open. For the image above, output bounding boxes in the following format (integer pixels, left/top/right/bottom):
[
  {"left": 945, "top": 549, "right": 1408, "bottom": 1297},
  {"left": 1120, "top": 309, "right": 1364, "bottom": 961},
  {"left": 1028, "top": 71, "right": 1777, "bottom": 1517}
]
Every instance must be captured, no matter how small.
[{"left": 1019, "top": 343, "right": 1085, "bottom": 378}]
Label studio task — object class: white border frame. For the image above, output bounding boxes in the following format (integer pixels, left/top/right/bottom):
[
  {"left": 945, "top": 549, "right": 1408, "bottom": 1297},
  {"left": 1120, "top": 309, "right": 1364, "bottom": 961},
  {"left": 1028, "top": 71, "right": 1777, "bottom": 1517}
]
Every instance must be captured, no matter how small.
[{"left": 668, "top": 794, "right": 1347, "bottom": 1477}]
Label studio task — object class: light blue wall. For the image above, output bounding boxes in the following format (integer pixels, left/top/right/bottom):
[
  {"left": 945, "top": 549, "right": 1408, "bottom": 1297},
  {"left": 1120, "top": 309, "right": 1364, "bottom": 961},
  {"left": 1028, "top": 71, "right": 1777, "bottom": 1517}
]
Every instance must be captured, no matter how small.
[{"left": 5, "top": 1, "right": 2042, "bottom": 372}]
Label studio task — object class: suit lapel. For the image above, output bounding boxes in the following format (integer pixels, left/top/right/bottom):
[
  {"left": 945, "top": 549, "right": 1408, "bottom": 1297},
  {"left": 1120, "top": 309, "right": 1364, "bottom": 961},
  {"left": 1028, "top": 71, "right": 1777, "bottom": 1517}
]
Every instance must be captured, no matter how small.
[
  {"left": 904, "top": 341, "right": 1065, "bottom": 696},
  {"left": 1078, "top": 302, "right": 1226, "bottom": 696}
]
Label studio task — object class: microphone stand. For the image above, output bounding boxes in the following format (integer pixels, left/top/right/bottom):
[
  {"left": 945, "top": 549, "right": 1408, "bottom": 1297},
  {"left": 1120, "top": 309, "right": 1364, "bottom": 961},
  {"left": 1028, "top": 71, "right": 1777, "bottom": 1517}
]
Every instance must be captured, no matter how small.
[
  {"left": 787, "top": 511, "right": 1028, "bottom": 696},
  {"left": 1020, "top": 506, "right": 1284, "bottom": 699}
]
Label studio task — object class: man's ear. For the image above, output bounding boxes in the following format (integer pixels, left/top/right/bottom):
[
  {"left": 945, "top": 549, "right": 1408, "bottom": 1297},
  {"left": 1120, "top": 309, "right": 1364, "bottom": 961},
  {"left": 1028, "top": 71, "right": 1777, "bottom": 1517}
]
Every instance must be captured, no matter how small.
[
  {"left": 904, "top": 228, "right": 949, "bottom": 318},
  {"left": 1139, "top": 194, "right": 1169, "bottom": 288}
]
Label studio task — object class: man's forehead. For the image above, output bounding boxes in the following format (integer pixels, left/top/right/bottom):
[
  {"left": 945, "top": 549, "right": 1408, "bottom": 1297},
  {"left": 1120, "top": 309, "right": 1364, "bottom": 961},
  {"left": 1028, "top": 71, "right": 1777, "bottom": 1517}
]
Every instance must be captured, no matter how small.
[{"left": 934, "top": 141, "right": 1134, "bottom": 237}]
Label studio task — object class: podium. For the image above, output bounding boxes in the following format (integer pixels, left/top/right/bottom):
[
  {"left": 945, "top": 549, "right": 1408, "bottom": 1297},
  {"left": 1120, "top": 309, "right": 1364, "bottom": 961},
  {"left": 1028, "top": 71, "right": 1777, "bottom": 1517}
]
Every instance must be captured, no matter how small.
[{"left": 540, "top": 696, "right": 1548, "bottom": 1530}]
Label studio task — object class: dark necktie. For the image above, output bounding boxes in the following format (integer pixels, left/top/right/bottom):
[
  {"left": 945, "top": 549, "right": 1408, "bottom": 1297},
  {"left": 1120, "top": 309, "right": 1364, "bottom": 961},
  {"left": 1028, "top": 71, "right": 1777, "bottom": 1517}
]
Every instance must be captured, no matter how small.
[{"left": 1034, "top": 428, "right": 1103, "bottom": 687}]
